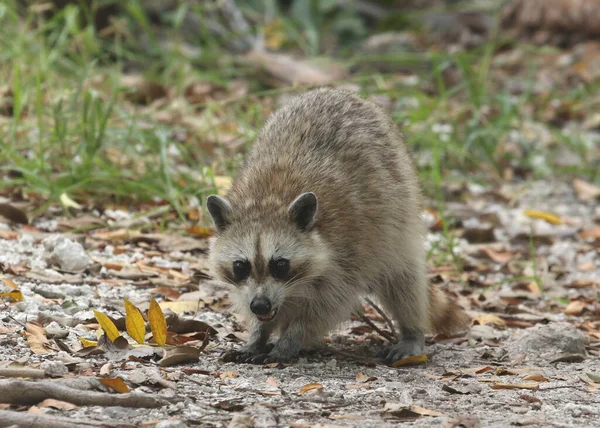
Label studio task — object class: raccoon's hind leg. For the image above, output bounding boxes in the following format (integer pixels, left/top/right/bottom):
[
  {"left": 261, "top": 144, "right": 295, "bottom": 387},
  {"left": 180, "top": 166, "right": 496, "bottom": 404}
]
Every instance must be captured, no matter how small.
[{"left": 374, "top": 266, "right": 429, "bottom": 365}]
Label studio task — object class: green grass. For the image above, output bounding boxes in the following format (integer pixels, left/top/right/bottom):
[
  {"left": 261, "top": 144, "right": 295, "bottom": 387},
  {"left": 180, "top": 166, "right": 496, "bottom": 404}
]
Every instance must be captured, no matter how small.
[{"left": 0, "top": 0, "right": 597, "bottom": 230}]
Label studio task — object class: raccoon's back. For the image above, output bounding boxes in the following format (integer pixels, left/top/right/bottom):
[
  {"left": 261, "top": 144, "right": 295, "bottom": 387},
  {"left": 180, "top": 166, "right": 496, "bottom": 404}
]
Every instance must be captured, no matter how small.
[{"left": 229, "top": 88, "right": 422, "bottom": 258}]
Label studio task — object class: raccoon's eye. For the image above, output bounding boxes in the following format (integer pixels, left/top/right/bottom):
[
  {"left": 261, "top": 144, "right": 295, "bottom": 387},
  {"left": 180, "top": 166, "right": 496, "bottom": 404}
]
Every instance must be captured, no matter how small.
[
  {"left": 270, "top": 258, "right": 290, "bottom": 279},
  {"left": 232, "top": 260, "right": 251, "bottom": 281}
]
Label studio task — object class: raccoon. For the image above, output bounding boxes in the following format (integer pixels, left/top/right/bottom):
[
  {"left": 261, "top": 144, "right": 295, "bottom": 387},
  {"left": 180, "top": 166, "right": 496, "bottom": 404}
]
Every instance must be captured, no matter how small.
[{"left": 206, "top": 88, "right": 468, "bottom": 364}]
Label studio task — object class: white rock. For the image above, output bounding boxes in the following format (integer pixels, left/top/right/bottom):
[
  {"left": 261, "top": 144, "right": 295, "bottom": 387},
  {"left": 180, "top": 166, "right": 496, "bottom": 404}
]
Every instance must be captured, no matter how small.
[
  {"left": 41, "top": 360, "right": 68, "bottom": 377},
  {"left": 43, "top": 235, "right": 90, "bottom": 272}
]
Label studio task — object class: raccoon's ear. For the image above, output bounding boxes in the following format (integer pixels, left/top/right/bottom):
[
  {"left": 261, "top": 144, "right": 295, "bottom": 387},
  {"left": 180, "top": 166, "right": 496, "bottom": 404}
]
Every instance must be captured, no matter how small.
[
  {"left": 206, "top": 195, "right": 232, "bottom": 232},
  {"left": 289, "top": 192, "right": 317, "bottom": 231}
]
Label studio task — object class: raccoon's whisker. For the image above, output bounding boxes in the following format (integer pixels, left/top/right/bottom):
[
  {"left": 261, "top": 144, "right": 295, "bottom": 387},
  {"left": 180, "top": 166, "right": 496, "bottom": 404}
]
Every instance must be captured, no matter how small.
[
  {"left": 282, "top": 273, "right": 303, "bottom": 289},
  {"left": 283, "top": 274, "right": 320, "bottom": 290}
]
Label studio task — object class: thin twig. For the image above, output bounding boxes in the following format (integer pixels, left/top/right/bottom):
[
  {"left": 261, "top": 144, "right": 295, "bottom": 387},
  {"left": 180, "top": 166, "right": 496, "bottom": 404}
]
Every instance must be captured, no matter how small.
[
  {"left": 365, "top": 297, "right": 399, "bottom": 340},
  {"left": 356, "top": 312, "right": 396, "bottom": 342}
]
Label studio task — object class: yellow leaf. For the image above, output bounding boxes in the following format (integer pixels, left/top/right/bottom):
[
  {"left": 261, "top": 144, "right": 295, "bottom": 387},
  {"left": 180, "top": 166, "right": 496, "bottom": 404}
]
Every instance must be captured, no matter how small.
[
  {"left": 264, "top": 18, "right": 286, "bottom": 50},
  {"left": 59, "top": 192, "right": 82, "bottom": 209},
  {"left": 99, "top": 377, "right": 130, "bottom": 393},
  {"left": 523, "top": 209, "right": 562, "bottom": 225},
  {"left": 299, "top": 383, "right": 323, "bottom": 394},
  {"left": 93, "top": 310, "right": 121, "bottom": 343},
  {"left": 0, "top": 290, "right": 24, "bottom": 302},
  {"left": 124, "top": 298, "right": 146, "bottom": 344},
  {"left": 149, "top": 297, "right": 167, "bottom": 346},
  {"left": 158, "top": 300, "right": 200, "bottom": 314},
  {"left": 391, "top": 355, "right": 428, "bottom": 367},
  {"left": 522, "top": 373, "right": 549, "bottom": 382},
  {"left": 1, "top": 278, "right": 18, "bottom": 289},
  {"left": 472, "top": 314, "right": 507, "bottom": 327},
  {"left": 79, "top": 337, "right": 98, "bottom": 347}
]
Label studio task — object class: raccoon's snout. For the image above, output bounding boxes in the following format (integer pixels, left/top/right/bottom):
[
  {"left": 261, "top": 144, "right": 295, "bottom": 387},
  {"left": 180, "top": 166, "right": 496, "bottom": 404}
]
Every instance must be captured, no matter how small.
[{"left": 250, "top": 297, "right": 277, "bottom": 322}]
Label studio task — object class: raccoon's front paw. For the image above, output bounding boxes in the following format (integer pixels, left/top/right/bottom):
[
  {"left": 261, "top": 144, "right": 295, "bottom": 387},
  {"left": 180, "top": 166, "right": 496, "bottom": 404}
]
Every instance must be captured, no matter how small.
[
  {"left": 379, "top": 338, "right": 425, "bottom": 365},
  {"left": 221, "top": 343, "right": 273, "bottom": 363}
]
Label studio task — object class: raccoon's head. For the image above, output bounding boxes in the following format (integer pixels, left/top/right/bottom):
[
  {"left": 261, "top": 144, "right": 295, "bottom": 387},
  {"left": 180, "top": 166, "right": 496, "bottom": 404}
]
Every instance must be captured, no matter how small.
[{"left": 206, "top": 192, "right": 330, "bottom": 323}]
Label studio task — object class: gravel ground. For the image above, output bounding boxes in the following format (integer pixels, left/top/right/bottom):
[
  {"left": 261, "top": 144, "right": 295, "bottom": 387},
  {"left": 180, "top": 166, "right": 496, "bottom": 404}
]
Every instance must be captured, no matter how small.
[{"left": 1, "top": 180, "right": 599, "bottom": 427}]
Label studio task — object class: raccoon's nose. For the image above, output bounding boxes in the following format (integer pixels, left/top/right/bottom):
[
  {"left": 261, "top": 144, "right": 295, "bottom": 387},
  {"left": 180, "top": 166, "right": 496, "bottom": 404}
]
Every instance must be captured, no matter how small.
[{"left": 250, "top": 297, "right": 272, "bottom": 315}]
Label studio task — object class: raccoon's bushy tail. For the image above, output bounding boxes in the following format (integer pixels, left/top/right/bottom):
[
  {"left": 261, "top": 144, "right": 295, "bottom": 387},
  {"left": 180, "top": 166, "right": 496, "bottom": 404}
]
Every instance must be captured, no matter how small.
[{"left": 428, "top": 285, "right": 470, "bottom": 335}]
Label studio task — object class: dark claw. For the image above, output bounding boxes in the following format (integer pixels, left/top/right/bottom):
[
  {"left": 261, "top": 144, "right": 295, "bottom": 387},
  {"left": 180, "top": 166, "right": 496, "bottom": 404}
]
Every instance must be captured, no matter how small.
[
  {"left": 248, "top": 353, "right": 271, "bottom": 364},
  {"left": 221, "top": 350, "right": 244, "bottom": 363}
]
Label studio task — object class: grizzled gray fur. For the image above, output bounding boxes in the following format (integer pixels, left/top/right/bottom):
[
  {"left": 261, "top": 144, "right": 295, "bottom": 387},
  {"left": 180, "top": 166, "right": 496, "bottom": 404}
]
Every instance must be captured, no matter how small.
[{"left": 206, "top": 88, "right": 467, "bottom": 364}]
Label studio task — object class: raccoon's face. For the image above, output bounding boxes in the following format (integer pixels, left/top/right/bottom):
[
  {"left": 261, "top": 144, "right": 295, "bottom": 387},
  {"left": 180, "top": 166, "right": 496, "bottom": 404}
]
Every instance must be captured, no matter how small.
[{"left": 206, "top": 192, "right": 330, "bottom": 323}]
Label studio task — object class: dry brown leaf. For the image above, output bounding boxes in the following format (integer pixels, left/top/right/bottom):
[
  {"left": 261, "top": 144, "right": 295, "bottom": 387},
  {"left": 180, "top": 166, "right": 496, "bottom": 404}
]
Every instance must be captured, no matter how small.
[
  {"left": 220, "top": 371, "right": 239, "bottom": 379},
  {"left": 56, "top": 214, "right": 106, "bottom": 231},
  {"left": 573, "top": 178, "right": 600, "bottom": 201},
  {"left": 564, "top": 300, "right": 586, "bottom": 316},
  {"left": 0, "top": 203, "right": 28, "bottom": 224},
  {"left": 1, "top": 278, "right": 18, "bottom": 289},
  {"left": 356, "top": 372, "right": 377, "bottom": 383},
  {"left": 149, "top": 287, "right": 182, "bottom": 301},
  {"left": 38, "top": 399, "right": 78, "bottom": 411},
  {"left": 490, "top": 382, "right": 539, "bottom": 390},
  {"left": 103, "top": 263, "right": 124, "bottom": 271},
  {"left": 25, "top": 322, "right": 54, "bottom": 355},
  {"left": 580, "top": 226, "right": 600, "bottom": 240},
  {"left": 480, "top": 246, "right": 514, "bottom": 264},
  {"left": 382, "top": 403, "right": 444, "bottom": 420},
  {"left": 99, "top": 377, "right": 131, "bottom": 393},
  {"left": 0, "top": 230, "right": 20, "bottom": 240},
  {"left": 520, "top": 394, "right": 543, "bottom": 404},
  {"left": 565, "top": 279, "right": 598, "bottom": 289},
  {"left": 121, "top": 74, "right": 168, "bottom": 105},
  {"left": 578, "top": 261, "right": 596, "bottom": 272},
  {"left": 156, "top": 235, "right": 206, "bottom": 253},
  {"left": 185, "top": 225, "right": 214, "bottom": 238},
  {"left": 299, "top": 383, "right": 323, "bottom": 394},
  {"left": 442, "top": 417, "right": 481, "bottom": 428},
  {"left": 472, "top": 314, "right": 507, "bottom": 327},
  {"left": 158, "top": 346, "right": 202, "bottom": 367},
  {"left": 265, "top": 376, "right": 279, "bottom": 387},
  {"left": 92, "top": 229, "right": 143, "bottom": 242},
  {"left": 183, "top": 81, "right": 230, "bottom": 105}
]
